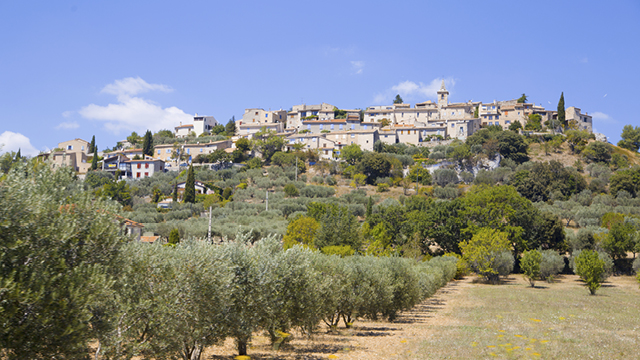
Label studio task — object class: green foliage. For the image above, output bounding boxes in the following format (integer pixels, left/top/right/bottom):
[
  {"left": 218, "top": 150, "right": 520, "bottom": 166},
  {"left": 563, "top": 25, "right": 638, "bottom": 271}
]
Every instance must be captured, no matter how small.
[
  {"left": 460, "top": 228, "right": 513, "bottom": 283},
  {"left": 226, "top": 117, "right": 236, "bottom": 136},
  {"left": 341, "top": 143, "right": 363, "bottom": 165},
  {"left": 283, "top": 216, "right": 319, "bottom": 249},
  {"left": 557, "top": 92, "right": 565, "bottom": 128},
  {"left": 251, "top": 128, "right": 285, "bottom": 163},
  {"left": 142, "top": 130, "right": 153, "bottom": 157},
  {"left": 89, "top": 135, "right": 96, "bottom": 153},
  {"left": 246, "top": 156, "right": 263, "bottom": 169},
  {"left": 0, "top": 162, "right": 127, "bottom": 359},
  {"left": 127, "top": 131, "right": 140, "bottom": 146},
  {"left": 509, "top": 120, "right": 523, "bottom": 132},
  {"left": 284, "top": 183, "right": 299, "bottom": 197},
  {"left": 377, "top": 183, "right": 389, "bottom": 192},
  {"left": 521, "top": 250, "right": 542, "bottom": 286},
  {"left": 565, "top": 130, "right": 595, "bottom": 154},
  {"left": 433, "top": 168, "right": 458, "bottom": 187},
  {"left": 617, "top": 124, "right": 640, "bottom": 152},
  {"left": 609, "top": 167, "right": 640, "bottom": 197},
  {"left": 320, "top": 245, "right": 355, "bottom": 257},
  {"left": 90, "top": 147, "right": 99, "bottom": 170},
  {"left": 357, "top": 152, "right": 391, "bottom": 184},
  {"left": 574, "top": 249, "right": 605, "bottom": 295},
  {"left": 393, "top": 94, "right": 403, "bottom": 104},
  {"left": 309, "top": 202, "right": 362, "bottom": 250},
  {"left": 525, "top": 114, "right": 542, "bottom": 131},
  {"left": 539, "top": 249, "right": 564, "bottom": 282},
  {"left": 582, "top": 141, "right": 612, "bottom": 163},
  {"left": 183, "top": 165, "right": 196, "bottom": 203},
  {"left": 168, "top": 228, "right": 181, "bottom": 245},
  {"left": 517, "top": 93, "right": 528, "bottom": 103},
  {"left": 443, "top": 252, "right": 469, "bottom": 279},
  {"left": 509, "top": 160, "right": 587, "bottom": 202},
  {"left": 96, "top": 179, "right": 133, "bottom": 207},
  {"left": 84, "top": 170, "right": 114, "bottom": 188},
  {"left": 236, "top": 137, "right": 250, "bottom": 152}
]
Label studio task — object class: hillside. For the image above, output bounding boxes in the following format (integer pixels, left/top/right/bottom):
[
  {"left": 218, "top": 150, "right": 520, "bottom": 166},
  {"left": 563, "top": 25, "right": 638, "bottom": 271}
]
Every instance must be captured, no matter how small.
[{"left": 527, "top": 140, "right": 640, "bottom": 168}]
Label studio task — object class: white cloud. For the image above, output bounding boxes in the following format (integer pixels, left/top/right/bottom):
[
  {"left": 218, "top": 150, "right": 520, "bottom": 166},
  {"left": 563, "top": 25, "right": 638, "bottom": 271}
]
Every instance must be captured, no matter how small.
[
  {"left": 591, "top": 111, "right": 617, "bottom": 124},
  {"left": 62, "top": 110, "right": 74, "bottom": 118},
  {"left": 0, "top": 131, "right": 40, "bottom": 157},
  {"left": 372, "top": 78, "right": 455, "bottom": 104},
  {"left": 101, "top": 77, "right": 173, "bottom": 98},
  {"left": 55, "top": 121, "right": 80, "bottom": 130},
  {"left": 77, "top": 77, "right": 192, "bottom": 135},
  {"left": 351, "top": 61, "right": 364, "bottom": 74}
]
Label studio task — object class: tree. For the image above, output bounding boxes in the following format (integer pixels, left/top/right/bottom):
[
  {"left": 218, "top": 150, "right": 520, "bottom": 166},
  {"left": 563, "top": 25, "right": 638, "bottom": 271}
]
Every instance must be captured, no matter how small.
[
  {"left": 393, "top": 94, "right": 403, "bottom": 104},
  {"left": 557, "top": 92, "right": 565, "bottom": 128},
  {"left": 168, "top": 228, "right": 180, "bottom": 245},
  {"left": 509, "top": 120, "right": 523, "bottom": 132},
  {"left": 226, "top": 116, "right": 236, "bottom": 135},
  {"left": 565, "top": 130, "right": 594, "bottom": 154},
  {"left": 183, "top": 165, "right": 196, "bottom": 203},
  {"left": 96, "top": 179, "right": 132, "bottom": 207},
  {"left": 609, "top": 167, "right": 640, "bottom": 197},
  {"left": 525, "top": 114, "right": 542, "bottom": 131},
  {"left": 618, "top": 125, "right": 640, "bottom": 152},
  {"left": 408, "top": 164, "right": 432, "bottom": 185},
  {"left": 517, "top": 93, "right": 528, "bottom": 103},
  {"left": 89, "top": 135, "right": 96, "bottom": 153},
  {"left": 521, "top": 250, "right": 542, "bottom": 287},
  {"left": 460, "top": 228, "right": 513, "bottom": 283},
  {"left": 433, "top": 168, "right": 458, "bottom": 187},
  {"left": 141, "top": 130, "right": 153, "bottom": 157},
  {"left": 84, "top": 171, "right": 114, "bottom": 189},
  {"left": 341, "top": 144, "right": 363, "bottom": 165},
  {"left": 309, "top": 203, "right": 362, "bottom": 250},
  {"left": 496, "top": 130, "right": 529, "bottom": 163},
  {"left": 251, "top": 128, "right": 284, "bottom": 163},
  {"left": 127, "top": 131, "right": 140, "bottom": 146},
  {"left": 473, "top": 106, "right": 479, "bottom": 118},
  {"left": 574, "top": 250, "right": 605, "bottom": 295},
  {"left": 90, "top": 147, "right": 99, "bottom": 170},
  {"left": 357, "top": 152, "right": 391, "bottom": 184},
  {"left": 351, "top": 173, "right": 367, "bottom": 189},
  {"left": 172, "top": 182, "right": 178, "bottom": 202},
  {"left": 0, "top": 162, "right": 127, "bottom": 358},
  {"left": 236, "top": 137, "right": 251, "bottom": 152},
  {"left": 582, "top": 141, "right": 612, "bottom": 163},
  {"left": 284, "top": 183, "right": 299, "bottom": 197},
  {"left": 283, "top": 216, "right": 319, "bottom": 249}
]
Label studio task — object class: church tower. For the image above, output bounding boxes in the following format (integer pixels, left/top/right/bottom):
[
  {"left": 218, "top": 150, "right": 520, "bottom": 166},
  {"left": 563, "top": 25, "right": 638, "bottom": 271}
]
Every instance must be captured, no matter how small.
[{"left": 437, "top": 79, "right": 449, "bottom": 108}]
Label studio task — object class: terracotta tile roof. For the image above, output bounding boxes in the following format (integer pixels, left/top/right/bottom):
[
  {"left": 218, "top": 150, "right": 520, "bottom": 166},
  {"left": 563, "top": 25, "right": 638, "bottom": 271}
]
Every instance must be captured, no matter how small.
[
  {"left": 140, "top": 236, "right": 160, "bottom": 243},
  {"left": 175, "top": 124, "right": 194, "bottom": 128}
]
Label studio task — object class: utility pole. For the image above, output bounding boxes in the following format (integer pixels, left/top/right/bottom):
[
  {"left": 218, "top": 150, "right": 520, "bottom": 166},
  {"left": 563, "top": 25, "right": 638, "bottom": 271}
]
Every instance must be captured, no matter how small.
[{"left": 207, "top": 206, "right": 212, "bottom": 244}]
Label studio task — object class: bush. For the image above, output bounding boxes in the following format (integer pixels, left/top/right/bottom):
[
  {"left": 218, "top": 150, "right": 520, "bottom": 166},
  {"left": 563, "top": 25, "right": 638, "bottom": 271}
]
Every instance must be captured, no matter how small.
[
  {"left": 284, "top": 183, "right": 299, "bottom": 197},
  {"left": 443, "top": 253, "right": 469, "bottom": 279},
  {"left": 434, "top": 185, "right": 458, "bottom": 199},
  {"left": 574, "top": 249, "right": 606, "bottom": 295},
  {"left": 539, "top": 250, "right": 564, "bottom": 282},
  {"left": 320, "top": 245, "right": 355, "bottom": 257},
  {"left": 495, "top": 250, "right": 515, "bottom": 278},
  {"left": 433, "top": 168, "right": 459, "bottom": 187},
  {"left": 633, "top": 257, "right": 640, "bottom": 275},
  {"left": 325, "top": 176, "right": 337, "bottom": 186},
  {"left": 377, "top": 183, "right": 389, "bottom": 192},
  {"left": 521, "top": 250, "right": 542, "bottom": 287},
  {"left": 460, "top": 228, "right": 512, "bottom": 283}
]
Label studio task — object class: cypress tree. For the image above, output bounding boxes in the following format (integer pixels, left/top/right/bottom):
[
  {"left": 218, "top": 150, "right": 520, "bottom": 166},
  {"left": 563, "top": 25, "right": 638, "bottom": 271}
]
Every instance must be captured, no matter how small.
[
  {"left": 557, "top": 92, "right": 565, "bottom": 129},
  {"left": 225, "top": 117, "right": 236, "bottom": 136},
  {"left": 90, "top": 148, "right": 98, "bottom": 171},
  {"left": 172, "top": 182, "right": 178, "bottom": 202},
  {"left": 142, "top": 130, "right": 153, "bottom": 157},
  {"left": 366, "top": 196, "right": 373, "bottom": 218},
  {"left": 183, "top": 165, "right": 196, "bottom": 203},
  {"left": 15, "top": 148, "right": 21, "bottom": 160},
  {"left": 89, "top": 135, "right": 96, "bottom": 153}
]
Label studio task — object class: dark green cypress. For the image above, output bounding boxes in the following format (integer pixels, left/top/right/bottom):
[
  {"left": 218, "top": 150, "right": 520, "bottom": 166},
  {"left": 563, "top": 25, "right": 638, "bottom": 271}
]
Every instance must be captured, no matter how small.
[
  {"left": 90, "top": 148, "right": 98, "bottom": 170},
  {"left": 557, "top": 92, "right": 565, "bottom": 129},
  {"left": 142, "top": 130, "right": 153, "bottom": 157},
  {"left": 89, "top": 135, "right": 96, "bottom": 153},
  {"left": 183, "top": 165, "right": 196, "bottom": 203}
]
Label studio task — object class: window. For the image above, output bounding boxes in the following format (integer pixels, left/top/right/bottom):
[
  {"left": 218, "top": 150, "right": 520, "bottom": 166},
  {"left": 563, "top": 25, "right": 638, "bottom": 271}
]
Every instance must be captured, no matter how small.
[
  {"left": 350, "top": 124, "right": 355, "bottom": 130},
  {"left": 312, "top": 137, "right": 317, "bottom": 142},
  {"left": 265, "top": 113, "right": 268, "bottom": 118},
  {"left": 81, "top": 146, "right": 84, "bottom": 151},
  {"left": 364, "top": 125, "right": 368, "bottom": 129},
  {"left": 460, "top": 127, "right": 464, "bottom": 133},
  {"left": 137, "top": 163, "right": 141, "bottom": 169},
  {"left": 451, "top": 123, "right": 454, "bottom": 127},
  {"left": 307, "top": 124, "right": 311, "bottom": 130},
  {"left": 186, "top": 149, "right": 190, "bottom": 154},
  {"left": 301, "top": 112, "right": 306, "bottom": 117},
  {"left": 496, "top": 116, "right": 499, "bottom": 120},
  {"left": 199, "top": 148, "right": 203, "bottom": 152},
  {"left": 319, "top": 124, "right": 323, "bottom": 130},
  {"left": 400, "top": 130, "right": 404, "bottom": 135},
  {"left": 166, "top": 149, "right": 171, "bottom": 153},
  {"left": 489, "top": 116, "right": 493, "bottom": 120},
  {"left": 67, "top": 145, "right": 73, "bottom": 150},
  {"left": 488, "top": 122, "right": 493, "bottom": 125},
  {"left": 136, "top": 173, "right": 141, "bottom": 178},
  {"left": 144, "top": 172, "right": 149, "bottom": 177},
  {"left": 331, "top": 124, "right": 334, "bottom": 130},
  {"left": 492, "top": 106, "right": 496, "bottom": 110},
  {"left": 506, "top": 121, "right": 511, "bottom": 124},
  {"left": 145, "top": 163, "right": 149, "bottom": 169},
  {"left": 255, "top": 111, "right": 258, "bottom": 115},
  {"left": 339, "top": 124, "right": 343, "bottom": 130},
  {"left": 157, "top": 150, "right": 161, "bottom": 155}
]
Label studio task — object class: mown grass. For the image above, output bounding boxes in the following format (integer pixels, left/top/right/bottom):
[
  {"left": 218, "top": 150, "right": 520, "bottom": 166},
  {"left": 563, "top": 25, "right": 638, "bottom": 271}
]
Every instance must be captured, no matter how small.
[{"left": 414, "top": 275, "right": 640, "bottom": 359}]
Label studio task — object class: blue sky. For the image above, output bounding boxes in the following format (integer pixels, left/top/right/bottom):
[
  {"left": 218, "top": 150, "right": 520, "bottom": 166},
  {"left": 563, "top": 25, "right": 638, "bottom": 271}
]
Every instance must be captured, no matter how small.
[{"left": 1, "top": 0, "right": 639, "bottom": 156}]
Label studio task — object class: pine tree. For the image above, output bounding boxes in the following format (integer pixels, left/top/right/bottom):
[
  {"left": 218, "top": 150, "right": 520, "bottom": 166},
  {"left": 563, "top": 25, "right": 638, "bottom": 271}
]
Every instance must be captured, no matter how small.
[
  {"left": 557, "top": 92, "right": 565, "bottom": 129},
  {"left": 183, "top": 165, "right": 196, "bottom": 203},
  {"left": 89, "top": 135, "right": 96, "bottom": 153},
  {"left": 142, "top": 130, "right": 153, "bottom": 157},
  {"left": 15, "top": 148, "right": 21, "bottom": 160},
  {"left": 90, "top": 148, "right": 98, "bottom": 170},
  {"left": 226, "top": 117, "right": 236, "bottom": 136},
  {"left": 393, "top": 94, "right": 403, "bottom": 104}
]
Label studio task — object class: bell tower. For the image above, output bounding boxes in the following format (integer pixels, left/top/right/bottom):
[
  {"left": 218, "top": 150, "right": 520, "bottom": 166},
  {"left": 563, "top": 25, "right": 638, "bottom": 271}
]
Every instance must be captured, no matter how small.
[{"left": 437, "top": 79, "right": 449, "bottom": 108}]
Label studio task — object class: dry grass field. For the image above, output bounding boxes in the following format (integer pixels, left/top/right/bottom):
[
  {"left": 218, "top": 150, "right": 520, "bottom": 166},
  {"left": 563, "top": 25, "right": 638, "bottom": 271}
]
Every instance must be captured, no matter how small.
[{"left": 194, "top": 274, "right": 640, "bottom": 360}]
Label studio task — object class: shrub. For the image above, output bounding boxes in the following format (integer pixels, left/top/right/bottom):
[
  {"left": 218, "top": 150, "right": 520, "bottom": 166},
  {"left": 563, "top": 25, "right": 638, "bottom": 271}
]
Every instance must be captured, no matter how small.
[
  {"left": 539, "top": 250, "right": 564, "bottom": 282},
  {"left": 521, "top": 250, "right": 542, "bottom": 287},
  {"left": 284, "top": 183, "right": 299, "bottom": 198},
  {"left": 168, "top": 228, "right": 180, "bottom": 245},
  {"left": 320, "top": 245, "right": 355, "bottom": 257},
  {"left": 443, "top": 253, "right": 469, "bottom": 279},
  {"left": 434, "top": 185, "right": 458, "bottom": 199},
  {"left": 325, "top": 176, "right": 337, "bottom": 186},
  {"left": 574, "top": 249, "right": 606, "bottom": 295},
  {"left": 377, "top": 183, "right": 389, "bottom": 192},
  {"left": 311, "top": 175, "right": 324, "bottom": 184},
  {"left": 433, "top": 168, "right": 459, "bottom": 187},
  {"left": 633, "top": 257, "right": 640, "bottom": 275},
  {"left": 495, "top": 250, "right": 515, "bottom": 278},
  {"left": 460, "top": 228, "right": 512, "bottom": 284}
]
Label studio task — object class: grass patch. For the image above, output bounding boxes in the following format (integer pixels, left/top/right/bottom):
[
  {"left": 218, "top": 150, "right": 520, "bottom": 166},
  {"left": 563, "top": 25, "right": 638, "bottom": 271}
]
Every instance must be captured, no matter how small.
[{"left": 414, "top": 275, "right": 640, "bottom": 359}]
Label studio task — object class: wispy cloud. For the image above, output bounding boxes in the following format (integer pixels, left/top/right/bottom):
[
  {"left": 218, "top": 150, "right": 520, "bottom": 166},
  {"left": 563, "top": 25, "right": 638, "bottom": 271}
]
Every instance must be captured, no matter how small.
[
  {"left": 77, "top": 77, "right": 192, "bottom": 135},
  {"left": 101, "top": 77, "right": 173, "bottom": 98},
  {"left": 373, "top": 78, "right": 455, "bottom": 104},
  {"left": 0, "top": 131, "right": 40, "bottom": 156},
  {"left": 351, "top": 60, "right": 364, "bottom": 74},
  {"left": 55, "top": 121, "right": 80, "bottom": 130},
  {"left": 591, "top": 111, "right": 617, "bottom": 124}
]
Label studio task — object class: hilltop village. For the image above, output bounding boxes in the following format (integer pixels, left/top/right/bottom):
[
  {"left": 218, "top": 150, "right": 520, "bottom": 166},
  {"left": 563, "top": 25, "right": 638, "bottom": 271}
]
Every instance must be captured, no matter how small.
[{"left": 38, "top": 83, "right": 597, "bottom": 179}]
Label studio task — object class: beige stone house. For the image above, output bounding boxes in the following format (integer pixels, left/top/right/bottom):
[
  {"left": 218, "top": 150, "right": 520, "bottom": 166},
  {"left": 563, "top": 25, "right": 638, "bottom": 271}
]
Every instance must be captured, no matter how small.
[
  {"left": 153, "top": 139, "right": 232, "bottom": 162},
  {"left": 566, "top": 106, "right": 592, "bottom": 132}
]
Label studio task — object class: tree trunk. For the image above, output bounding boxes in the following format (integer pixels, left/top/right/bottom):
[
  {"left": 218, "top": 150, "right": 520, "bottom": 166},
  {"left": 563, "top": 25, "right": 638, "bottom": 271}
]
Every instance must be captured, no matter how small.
[{"left": 237, "top": 338, "right": 248, "bottom": 356}]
